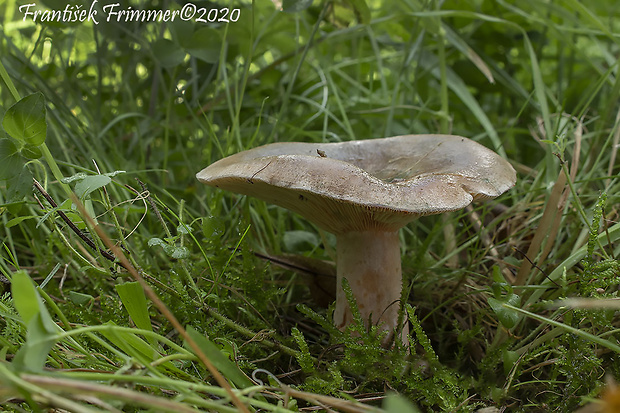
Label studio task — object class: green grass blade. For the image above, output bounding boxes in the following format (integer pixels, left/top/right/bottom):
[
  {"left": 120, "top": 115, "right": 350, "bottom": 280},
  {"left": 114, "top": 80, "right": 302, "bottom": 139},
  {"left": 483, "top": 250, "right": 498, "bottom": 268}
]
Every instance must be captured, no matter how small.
[{"left": 503, "top": 303, "right": 620, "bottom": 354}]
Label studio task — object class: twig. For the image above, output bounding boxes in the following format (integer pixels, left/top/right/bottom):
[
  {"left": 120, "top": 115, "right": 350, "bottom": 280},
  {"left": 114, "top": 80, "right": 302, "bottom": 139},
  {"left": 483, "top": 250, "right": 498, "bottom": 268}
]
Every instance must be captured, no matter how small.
[
  {"left": 466, "top": 204, "right": 514, "bottom": 282},
  {"left": 70, "top": 194, "right": 251, "bottom": 413},
  {"left": 513, "top": 247, "right": 559, "bottom": 287},
  {"left": 33, "top": 179, "right": 116, "bottom": 263},
  {"left": 136, "top": 178, "right": 171, "bottom": 238}
]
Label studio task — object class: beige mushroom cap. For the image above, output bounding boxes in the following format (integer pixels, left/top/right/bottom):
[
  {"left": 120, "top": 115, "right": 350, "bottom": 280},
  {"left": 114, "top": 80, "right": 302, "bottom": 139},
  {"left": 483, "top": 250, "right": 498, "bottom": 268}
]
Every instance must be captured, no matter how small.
[{"left": 196, "top": 135, "right": 516, "bottom": 234}]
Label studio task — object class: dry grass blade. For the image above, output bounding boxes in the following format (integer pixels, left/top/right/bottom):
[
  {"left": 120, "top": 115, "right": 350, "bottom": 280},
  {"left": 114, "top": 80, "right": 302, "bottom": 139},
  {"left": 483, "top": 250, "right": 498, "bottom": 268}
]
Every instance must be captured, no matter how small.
[
  {"left": 514, "top": 169, "right": 567, "bottom": 286},
  {"left": 69, "top": 194, "right": 251, "bottom": 413},
  {"left": 20, "top": 375, "right": 201, "bottom": 413},
  {"left": 443, "top": 214, "right": 458, "bottom": 268},
  {"left": 513, "top": 119, "right": 586, "bottom": 287},
  {"left": 284, "top": 387, "right": 382, "bottom": 413},
  {"left": 607, "top": 108, "right": 620, "bottom": 188},
  {"left": 553, "top": 298, "right": 620, "bottom": 309},
  {"left": 538, "top": 119, "right": 583, "bottom": 266}
]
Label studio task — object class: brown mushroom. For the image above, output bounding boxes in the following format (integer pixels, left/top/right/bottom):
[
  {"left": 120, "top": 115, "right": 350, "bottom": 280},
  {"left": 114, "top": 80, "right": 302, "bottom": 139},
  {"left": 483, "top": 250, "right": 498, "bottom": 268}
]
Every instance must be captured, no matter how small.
[{"left": 197, "top": 134, "right": 516, "bottom": 344}]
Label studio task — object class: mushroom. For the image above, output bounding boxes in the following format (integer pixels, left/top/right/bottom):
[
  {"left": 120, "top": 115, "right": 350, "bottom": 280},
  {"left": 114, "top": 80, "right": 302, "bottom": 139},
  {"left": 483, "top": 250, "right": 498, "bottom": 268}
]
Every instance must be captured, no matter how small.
[{"left": 196, "top": 135, "right": 516, "bottom": 344}]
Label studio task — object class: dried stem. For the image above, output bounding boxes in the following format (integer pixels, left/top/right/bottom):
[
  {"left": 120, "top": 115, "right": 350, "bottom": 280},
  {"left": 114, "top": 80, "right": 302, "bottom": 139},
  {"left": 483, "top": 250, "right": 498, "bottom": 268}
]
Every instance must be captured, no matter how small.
[{"left": 70, "top": 194, "right": 251, "bottom": 413}]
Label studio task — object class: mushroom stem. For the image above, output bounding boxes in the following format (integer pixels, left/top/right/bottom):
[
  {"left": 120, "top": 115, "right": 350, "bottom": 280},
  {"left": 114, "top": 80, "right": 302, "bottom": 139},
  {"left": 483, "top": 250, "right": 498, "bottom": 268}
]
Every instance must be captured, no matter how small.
[{"left": 334, "top": 230, "right": 408, "bottom": 344}]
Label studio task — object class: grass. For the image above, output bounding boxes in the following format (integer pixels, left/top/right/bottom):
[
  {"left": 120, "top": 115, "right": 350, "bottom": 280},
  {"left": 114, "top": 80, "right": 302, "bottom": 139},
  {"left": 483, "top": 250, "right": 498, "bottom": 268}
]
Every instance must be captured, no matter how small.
[{"left": 1, "top": 0, "right": 619, "bottom": 411}]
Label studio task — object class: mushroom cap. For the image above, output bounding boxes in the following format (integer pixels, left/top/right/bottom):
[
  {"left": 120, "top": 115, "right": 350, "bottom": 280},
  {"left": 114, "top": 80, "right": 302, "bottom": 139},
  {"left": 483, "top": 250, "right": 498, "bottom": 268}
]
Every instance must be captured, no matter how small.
[{"left": 196, "top": 135, "right": 516, "bottom": 234}]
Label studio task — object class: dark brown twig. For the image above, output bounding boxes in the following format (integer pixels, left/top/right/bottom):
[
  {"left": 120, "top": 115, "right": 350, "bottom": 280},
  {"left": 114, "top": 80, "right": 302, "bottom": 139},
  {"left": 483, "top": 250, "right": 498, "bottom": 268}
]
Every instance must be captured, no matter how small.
[
  {"left": 513, "top": 247, "right": 560, "bottom": 287},
  {"left": 33, "top": 179, "right": 116, "bottom": 263},
  {"left": 69, "top": 193, "right": 251, "bottom": 413}
]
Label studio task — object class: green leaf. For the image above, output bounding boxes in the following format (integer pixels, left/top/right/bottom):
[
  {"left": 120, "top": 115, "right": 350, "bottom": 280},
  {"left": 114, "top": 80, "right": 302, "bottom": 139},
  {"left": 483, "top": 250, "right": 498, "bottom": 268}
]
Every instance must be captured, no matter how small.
[
  {"left": 185, "top": 326, "right": 254, "bottom": 389},
  {"left": 283, "top": 230, "right": 319, "bottom": 253},
  {"left": 169, "top": 245, "right": 190, "bottom": 259},
  {"left": 502, "top": 349, "right": 519, "bottom": 375},
  {"left": 5, "top": 215, "right": 37, "bottom": 228},
  {"left": 6, "top": 164, "right": 33, "bottom": 202},
  {"left": 147, "top": 237, "right": 190, "bottom": 259},
  {"left": 169, "top": 18, "right": 195, "bottom": 47},
  {"left": 61, "top": 172, "right": 87, "bottom": 183},
  {"left": 2, "top": 92, "right": 47, "bottom": 146},
  {"left": 383, "top": 394, "right": 421, "bottom": 413},
  {"left": 21, "top": 143, "right": 43, "bottom": 159},
  {"left": 74, "top": 174, "right": 112, "bottom": 199},
  {"left": 11, "top": 270, "right": 58, "bottom": 372},
  {"left": 104, "top": 170, "right": 125, "bottom": 178},
  {"left": 13, "top": 313, "right": 58, "bottom": 371},
  {"left": 68, "top": 291, "right": 94, "bottom": 306},
  {"left": 504, "top": 303, "right": 620, "bottom": 354},
  {"left": 12, "top": 270, "right": 43, "bottom": 326},
  {"left": 488, "top": 294, "right": 521, "bottom": 329},
  {"left": 148, "top": 237, "right": 166, "bottom": 248},
  {"left": 0, "top": 138, "right": 23, "bottom": 180},
  {"left": 99, "top": 321, "right": 157, "bottom": 362},
  {"left": 202, "top": 216, "right": 225, "bottom": 238},
  {"left": 116, "top": 281, "right": 153, "bottom": 338},
  {"left": 152, "top": 38, "right": 186, "bottom": 68},
  {"left": 185, "top": 27, "right": 222, "bottom": 64},
  {"left": 98, "top": 322, "right": 186, "bottom": 376}
]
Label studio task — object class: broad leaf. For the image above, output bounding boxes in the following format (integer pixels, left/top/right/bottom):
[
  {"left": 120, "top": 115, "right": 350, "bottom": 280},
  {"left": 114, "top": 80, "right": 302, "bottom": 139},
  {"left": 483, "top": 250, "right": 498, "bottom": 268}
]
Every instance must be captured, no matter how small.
[
  {"left": 21, "top": 143, "right": 43, "bottom": 159},
  {"left": 12, "top": 270, "right": 42, "bottom": 326},
  {"left": 488, "top": 294, "right": 521, "bottom": 329},
  {"left": 202, "top": 216, "right": 225, "bottom": 238},
  {"left": 74, "top": 174, "right": 112, "bottom": 199},
  {"left": 185, "top": 27, "right": 222, "bottom": 63},
  {"left": 2, "top": 92, "right": 47, "bottom": 146},
  {"left": 6, "top": 164, "right": 33, "bottom": 202},
  {"left": 0, "top": 138, "right": 23, "bottom": 180},
  {"left": 152, "top": 38, "right": 186, "bottom": 68}
]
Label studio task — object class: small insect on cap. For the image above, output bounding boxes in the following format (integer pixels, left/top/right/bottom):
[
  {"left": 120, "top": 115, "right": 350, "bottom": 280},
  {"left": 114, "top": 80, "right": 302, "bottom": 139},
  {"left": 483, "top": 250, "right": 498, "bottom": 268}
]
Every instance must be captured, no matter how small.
[{"left": 196, "top": 135, "right": 516, "bottom": 234}]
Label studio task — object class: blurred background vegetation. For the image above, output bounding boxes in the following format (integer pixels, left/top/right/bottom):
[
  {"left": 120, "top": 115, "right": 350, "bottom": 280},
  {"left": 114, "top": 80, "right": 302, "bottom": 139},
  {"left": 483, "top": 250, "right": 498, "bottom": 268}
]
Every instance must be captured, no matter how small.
[{"left": 1, "top": 0, "right": 619, "bottom": 411}]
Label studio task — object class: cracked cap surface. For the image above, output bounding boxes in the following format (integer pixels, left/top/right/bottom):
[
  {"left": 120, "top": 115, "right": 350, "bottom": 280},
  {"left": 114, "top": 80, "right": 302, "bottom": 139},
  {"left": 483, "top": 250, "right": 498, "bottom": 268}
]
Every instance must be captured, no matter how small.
[{"left": 196, "top": 134, "right": 517, "bottom": 234}]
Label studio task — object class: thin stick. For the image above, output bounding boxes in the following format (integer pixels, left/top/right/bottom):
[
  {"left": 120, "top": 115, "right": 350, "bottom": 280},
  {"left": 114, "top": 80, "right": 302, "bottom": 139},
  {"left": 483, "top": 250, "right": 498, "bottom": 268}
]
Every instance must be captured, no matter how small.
[
  {"left": 513, "top": 247, "right": 559, "bottom": 287},
  {"left": 33, "top": 179, "right": 116, "bottom": 263},
  {"left": 70, "top": 194, "right": 251, "bottom": 413},
  {"left": 465, "top": 204, "right": 513, "bottom": 282},
  {"left": 136, "top": 178, "right": 171, "bottom": 239}
]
